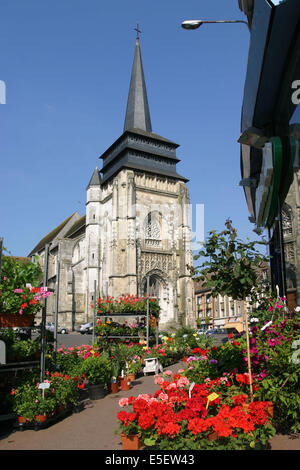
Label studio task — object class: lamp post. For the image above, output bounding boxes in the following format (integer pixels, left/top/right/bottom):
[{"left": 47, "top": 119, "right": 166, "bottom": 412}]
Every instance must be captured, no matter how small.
[{"left": 181, "top": 19, "right": 249, "bottom": 30}]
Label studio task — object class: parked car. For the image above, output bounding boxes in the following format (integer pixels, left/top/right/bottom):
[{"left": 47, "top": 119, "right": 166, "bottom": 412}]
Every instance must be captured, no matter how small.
[
  {"left": 205, "top": 329, "right": 218, "bottom": 335},
  {"left": 75, "top": 322, "right": 94, "bottom": 334},
  {"left": 45, "top": 322, "right": 69, "bottom": 334}
]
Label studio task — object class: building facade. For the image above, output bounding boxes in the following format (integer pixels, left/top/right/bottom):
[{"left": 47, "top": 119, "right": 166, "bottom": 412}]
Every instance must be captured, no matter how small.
[
  {"left": 29, "top": 36, "right": 196, "bottom": 331},
  {"left": 194, "top": 262, "right": 270, "bottom": 332}
]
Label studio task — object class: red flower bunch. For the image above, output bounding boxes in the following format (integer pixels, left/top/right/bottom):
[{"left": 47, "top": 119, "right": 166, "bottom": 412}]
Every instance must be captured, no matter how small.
[
  {"left": 192, "top": 347, "right": 208, "bottom": 356},
  {"left": 235, "top": 373, "right": 250, "bottom": 385}
]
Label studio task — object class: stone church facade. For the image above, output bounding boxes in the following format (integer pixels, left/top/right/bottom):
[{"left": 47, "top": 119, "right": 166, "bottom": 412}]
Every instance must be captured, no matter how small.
[
  {"left": 29, "top": 36, "right": 196, "bottom": 331},
  {"left": 282, "top": 169, "right": 300, "bottom": 311}
]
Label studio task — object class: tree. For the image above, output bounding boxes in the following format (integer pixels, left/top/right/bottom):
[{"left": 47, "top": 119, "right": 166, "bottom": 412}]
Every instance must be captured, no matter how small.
[{"left": 193, "top": 219, "right": 269, "bottom": 399}]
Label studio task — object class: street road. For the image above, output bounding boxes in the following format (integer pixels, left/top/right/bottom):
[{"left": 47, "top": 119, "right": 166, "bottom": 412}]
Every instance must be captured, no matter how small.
[{"left": 56, "top": 332, "right": 94, "bottom": 348}]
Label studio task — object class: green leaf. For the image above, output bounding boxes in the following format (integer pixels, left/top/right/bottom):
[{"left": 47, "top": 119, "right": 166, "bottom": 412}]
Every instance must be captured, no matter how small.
[{"left": 144, "top": 437, "right": 157, "bottom": 446}]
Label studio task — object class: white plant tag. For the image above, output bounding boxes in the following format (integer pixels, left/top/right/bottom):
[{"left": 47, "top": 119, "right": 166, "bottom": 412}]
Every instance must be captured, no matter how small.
[
  {"left": 261, "top": 320, "right": 272, "bottom": 331},
  {"left": 188, "top": 382, "right": 195, "bottom": 398}
]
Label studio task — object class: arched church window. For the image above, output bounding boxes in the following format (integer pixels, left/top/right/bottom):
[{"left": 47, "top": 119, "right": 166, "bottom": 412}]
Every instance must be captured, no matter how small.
[
  {"left": 72, "top": 243, "right": 80, "bottom": 264},
  {"left": 143, "top": 275, "right": 160, "bottom": 297},
  {"left": 144, "top": 211, "right": 161, "bottom": 247}
]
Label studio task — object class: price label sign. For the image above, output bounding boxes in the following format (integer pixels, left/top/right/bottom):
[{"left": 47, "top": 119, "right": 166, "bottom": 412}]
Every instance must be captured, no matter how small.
[
  {"left": 38, "top": 382, "right": 50, "bottom": 390},
  {"left": 38, "top": 382, "right": 50, "bottom": 399},
  {"left": 206, "top": 392, "right": 219, "bottom": 409}
]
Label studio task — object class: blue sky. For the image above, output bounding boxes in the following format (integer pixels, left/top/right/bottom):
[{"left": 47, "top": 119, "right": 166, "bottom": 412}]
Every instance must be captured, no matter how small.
[{"left": 0, "top": 0, "right": 267, "bottom": 258}]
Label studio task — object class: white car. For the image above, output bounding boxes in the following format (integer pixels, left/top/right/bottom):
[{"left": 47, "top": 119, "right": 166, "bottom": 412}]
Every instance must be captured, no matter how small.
[
  {"left": 75, "top": 322, "right": 94, "bottom": 334},
  {"left": 45, "top": 322, "right": 68, "bottom": 334}
]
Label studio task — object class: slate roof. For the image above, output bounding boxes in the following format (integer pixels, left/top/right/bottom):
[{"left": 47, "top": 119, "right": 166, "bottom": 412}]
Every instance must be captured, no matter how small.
[
  {"left": 64, "top": 215, "right": 86, "bottom": 238},
  {"left": 28, "top": 213, "right": 78, "bottom": 256}
]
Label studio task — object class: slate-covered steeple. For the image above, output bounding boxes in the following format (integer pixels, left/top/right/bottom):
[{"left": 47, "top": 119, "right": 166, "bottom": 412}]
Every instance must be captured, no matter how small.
[
  {"left": 123, "top": 35, "right": 152, "bottom": 133},
  {"left": 99, "top": 33, "right": 188, "bottom": 184},
  {"left": 87, "top": 166, "right": 101, "bottom": 189}
]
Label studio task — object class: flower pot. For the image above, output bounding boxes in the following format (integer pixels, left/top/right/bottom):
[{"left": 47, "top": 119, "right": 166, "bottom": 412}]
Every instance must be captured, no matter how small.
[
  {"left": 56, "top": 405, "right": 65, "bottom": 414},
  {"left": 35, "top": 414, "right": 47, "bottom": 423},
  {"left": 88, "top": 383, "right": 106, "bottom": 400},
  {"left": 18, "top": 416, "right": 29, "bottom": 424},
  {"left": 266, "top": 404, "right": 274, "bottom": 418},
  {"left": 110, "top": 382, "right": 119, "bottom": 393},
  {"left": 120, "top": 378, "right": 131, "bottom": 391},
  {"left": 127, "top": 373, "right": 135, "bottom": 382},
  {"left": 121, "top": 433, "right": 141, "bottom": 450},
  {"left": 0, "top": 313, "right": 35, "bottom": 328}
]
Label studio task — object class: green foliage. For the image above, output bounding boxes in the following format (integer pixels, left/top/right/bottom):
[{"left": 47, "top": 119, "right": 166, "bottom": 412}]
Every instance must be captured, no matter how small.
[
  {"left": 0, "top": 254, "right": 45, "bottom": 315},
  {"left": 80, "top": 353, "right": 111, "bottom": 386},
  {"left": 174, "top": 327, "right": 213, "bottom": 351},
  {"left": 251, "top": 314, "right": 300, "bottom": 433},
  {"left": 0, "top": 254, "right": 42, "bottom": 289},
  {"left": 194, "top": 219, "right": 269, "bottom": 302}
]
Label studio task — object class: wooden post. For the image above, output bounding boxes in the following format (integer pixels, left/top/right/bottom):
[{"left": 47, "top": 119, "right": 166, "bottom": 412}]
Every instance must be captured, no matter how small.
[{"left": 243, "top": 297, "right": 253, "bottom": 400}]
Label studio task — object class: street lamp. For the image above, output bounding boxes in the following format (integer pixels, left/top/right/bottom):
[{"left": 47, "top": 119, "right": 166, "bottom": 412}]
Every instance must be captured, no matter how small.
[{"left": 181, "top": 19, "right": 249, "bottom": 30}]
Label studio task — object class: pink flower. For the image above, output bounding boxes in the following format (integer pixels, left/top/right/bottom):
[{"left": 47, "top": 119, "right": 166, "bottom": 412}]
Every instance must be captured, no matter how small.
[
  {"left": 177, "top": 376, "right": 190, "bottom": 388},
  {"left": 19, "top": 309, "right": 23, "bottom": 315},
  {"left": 14, "top": 288, "right": 23, "bottom": 293},
  {"left": 119, "top": 398, "right": 129, "bottom": 407},
  {"left": 154, "top": 377, "right": 165, "bottom": 385},
  {"left": 164, "top": 370, "right": 173, "bottom": 376},
  {"left": 3, "top": 276, "right": 6, "bottom": 281},
  {"left": 166, "top": 383, "right": 177, "bottom": 391},
  {"left": 158, "top": 392, "right": 168, "bottom": 401}
]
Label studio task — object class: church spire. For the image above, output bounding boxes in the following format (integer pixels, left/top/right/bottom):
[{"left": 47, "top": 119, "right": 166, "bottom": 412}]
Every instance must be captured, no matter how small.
[{"left": 123, "top": 27, "right": 152, "bottom": 133}]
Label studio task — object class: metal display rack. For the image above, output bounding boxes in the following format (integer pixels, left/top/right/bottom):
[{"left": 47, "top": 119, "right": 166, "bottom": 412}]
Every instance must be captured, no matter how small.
[{"left": 92, "top": 275, "right": 159, "bottom": 347}]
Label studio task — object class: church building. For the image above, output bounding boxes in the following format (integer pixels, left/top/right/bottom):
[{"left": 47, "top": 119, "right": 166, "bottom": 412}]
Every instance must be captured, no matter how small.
[{"left": 29, "top": 35, "right": 196, "bottom": 331}]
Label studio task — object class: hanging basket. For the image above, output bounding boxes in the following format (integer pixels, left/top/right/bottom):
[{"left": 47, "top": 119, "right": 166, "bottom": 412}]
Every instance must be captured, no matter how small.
[
  {"left": 0, "top": 313, "right": 35, "bottom": 328},
  {"left": 121, "top": 433, "right": 142, "bottom": 450}
]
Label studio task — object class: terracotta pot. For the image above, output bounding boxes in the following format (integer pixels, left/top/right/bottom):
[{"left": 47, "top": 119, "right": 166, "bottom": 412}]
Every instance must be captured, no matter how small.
[
  {"left": 18, "top": 416, "right": 29, "bottom": 424},
  {"left": 35, "top": 414, "right": 47, "bottom": 423},
  {"left": 127, "top": 373, "right": 135, "bottom": 382},
  {"left": 121, "top": 433, "right": 141, "bottom": 450},
  {"left": 267, "top": 404, "right": 274, "bottom": 418},
  {"left": 110, "top": 382, "right": 119, "bottom": 393},
  {"left": 0, "top": 313, "right": 35, "bottom": 328},
  {"left": 120, "top": 378, "right": 131, "bottom": 391}
]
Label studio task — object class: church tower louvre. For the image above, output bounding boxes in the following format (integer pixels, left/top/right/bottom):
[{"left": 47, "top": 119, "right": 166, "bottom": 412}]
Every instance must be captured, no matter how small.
[{"left": 87, "top": 33, "right": 196, "bottom": 330}]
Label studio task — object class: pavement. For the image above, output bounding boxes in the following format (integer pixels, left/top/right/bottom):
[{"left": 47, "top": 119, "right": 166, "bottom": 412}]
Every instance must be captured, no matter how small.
[{"left": 0, "top": 360, "right": 299, "bottom": 451}]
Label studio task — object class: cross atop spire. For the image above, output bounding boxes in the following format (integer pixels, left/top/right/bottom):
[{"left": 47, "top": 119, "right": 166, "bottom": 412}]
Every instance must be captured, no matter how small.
[
  {"left": 134, "top": 23, "right": 141, "bottom": 40},
  {"left": 123, "top": 30, "right": 152, "bottom": 133}
]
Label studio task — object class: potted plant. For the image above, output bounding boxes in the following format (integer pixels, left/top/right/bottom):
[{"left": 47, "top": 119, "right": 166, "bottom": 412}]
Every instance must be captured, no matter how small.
[
  {"left": 116, "top": 409, "right": 142, "bottom": 450},
  {"left": 80, "top": 352, "right": 111, "bottom": 400},
  {"left": 110, "top": 360, "right": 120, "bottom": 393},
  {"left": 126, "top": 359, "right": 142, "bottom": 382},
  {"left": 0, "top": 254, "right": 51, "bottom": 327},
  {"left": 11, "top": 382, "right": 56, "bottom": 424}
]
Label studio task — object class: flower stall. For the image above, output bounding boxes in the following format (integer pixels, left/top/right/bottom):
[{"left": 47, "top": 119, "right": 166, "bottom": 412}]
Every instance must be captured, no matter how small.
[{"left": 116, "top": 369, "right": 276, "bottom": 450}]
